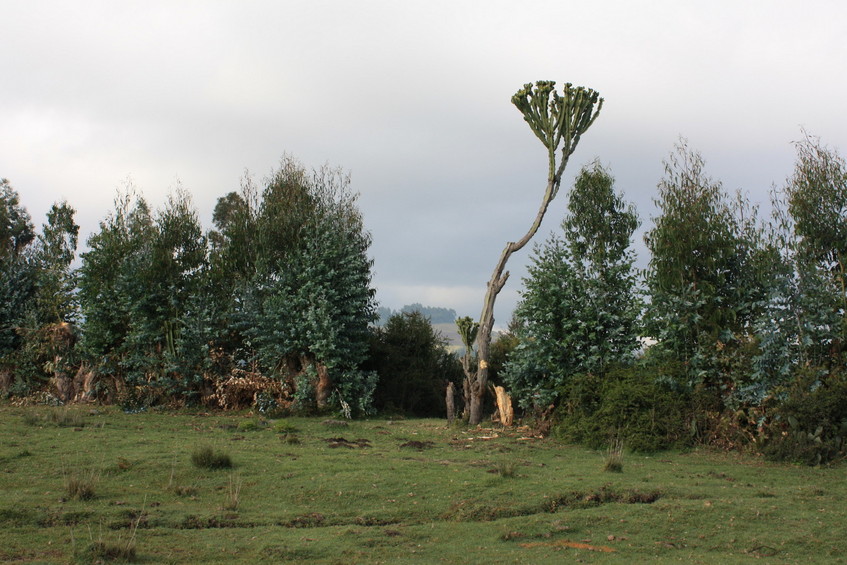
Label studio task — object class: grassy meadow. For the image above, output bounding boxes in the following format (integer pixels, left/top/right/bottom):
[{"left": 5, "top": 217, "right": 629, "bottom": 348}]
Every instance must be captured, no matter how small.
[{"left": 0, "top": 404, "right": 844, "bottom": 564}]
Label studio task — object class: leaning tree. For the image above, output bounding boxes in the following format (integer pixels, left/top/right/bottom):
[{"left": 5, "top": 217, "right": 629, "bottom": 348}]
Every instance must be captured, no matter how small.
[{"left": 464, "top": 81, "right": 603, "bottom": 425}]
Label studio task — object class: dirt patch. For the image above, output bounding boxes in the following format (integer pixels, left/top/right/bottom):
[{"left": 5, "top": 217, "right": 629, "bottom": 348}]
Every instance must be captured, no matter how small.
[
  {"left": 399, "top": 440, "right": 434, "bottom": 450},
  {"left": 325, "top": 437, "right": 371, "bottom": 448}
]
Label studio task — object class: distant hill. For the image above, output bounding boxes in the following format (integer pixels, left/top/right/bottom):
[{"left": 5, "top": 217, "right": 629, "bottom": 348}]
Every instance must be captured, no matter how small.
[{"left": 376, "top": 304, "right": 458, "bottom": 326}]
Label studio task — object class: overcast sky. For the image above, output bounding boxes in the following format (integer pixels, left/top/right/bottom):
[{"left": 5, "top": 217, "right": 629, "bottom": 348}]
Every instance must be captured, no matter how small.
[{"left": 3, "top": 1, "right": 846, "bottom": 327}]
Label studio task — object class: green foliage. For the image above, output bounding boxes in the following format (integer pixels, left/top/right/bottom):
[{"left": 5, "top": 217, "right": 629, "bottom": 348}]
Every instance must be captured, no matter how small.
[
  {"left": 644, "top": 140, "right": 769, "bottom": 395},
  {"left": 0, "top": 178, "right": 35, "bottom": 258},
  {"left": 0, "top": 179, "right": 37, "bottom": 368},
  {"left": 78, "top": 190, "right": 155, "bottom": 379},
  {"left": 241, "top": 157, "right": 378, "bottom": 415},
  {"left": 554, "top": 366, "right": 690, "bottom": 453},
  {"left": 763, "top": 369, "right": 847, "bottom": 465},
  {"left": 504, "top": 163, "right": 641, "bottom": 409},
  {"left": 33, "top": 201, "right": 79, "bottom": 325},
  {"left": 511, "top": 81, "right": 603, "bottom": 177},
  {"left": 368, "top": 311, "right": 463, "bottom": 416},
  {"left": 236, "top": 419, "right": 265, "bottom": 432},
  {"left": 455, "top": 316, "right": 478, "bottom": 350},
  {"left": 78, "top": 186, "right": 209, "bottom": 399}
]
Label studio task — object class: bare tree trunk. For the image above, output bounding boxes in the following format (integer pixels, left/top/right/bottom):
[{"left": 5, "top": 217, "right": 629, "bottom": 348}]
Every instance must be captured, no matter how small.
[
  {"left": 466, "top": 81, "right": 603, "bottom": 426},
  {"left": 469, "top": 171, "right": 565, "bottom": 425}
]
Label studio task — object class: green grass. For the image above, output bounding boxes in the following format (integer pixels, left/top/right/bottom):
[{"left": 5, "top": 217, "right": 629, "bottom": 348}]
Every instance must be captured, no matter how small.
[{"left": 1, "top": 404, "right": 845, "bottom": 563}]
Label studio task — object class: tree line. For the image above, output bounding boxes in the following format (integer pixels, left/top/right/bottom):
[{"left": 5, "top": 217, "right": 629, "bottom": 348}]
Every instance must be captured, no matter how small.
[
  {"left": 0, "top": 157, "right": 462, "bottom": 417},
  {"left": 3, "top": 130, "right": 846, "bottom": 463},
  {"left": 498, "top": 134, "right": 847, "bottom": 463}
]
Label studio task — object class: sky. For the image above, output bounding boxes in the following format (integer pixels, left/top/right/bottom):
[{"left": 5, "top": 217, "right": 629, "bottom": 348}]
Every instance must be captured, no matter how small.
[{"left": 3, "top": 0, "right": 847, "bottom": 328}]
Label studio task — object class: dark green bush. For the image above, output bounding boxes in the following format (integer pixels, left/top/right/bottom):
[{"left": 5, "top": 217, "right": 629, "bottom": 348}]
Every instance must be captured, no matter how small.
[
  {"left": 191, "top": 446, "right": 232, "bottom": 470},
  {"left": 365, "top": 311, "right": 463, "bottom": 417},
  {"left": 553, "top": 365, "right": 690, "bottom": 452},
  {"left": 763, "top": 369, "right": 847, "bottom": 465}
]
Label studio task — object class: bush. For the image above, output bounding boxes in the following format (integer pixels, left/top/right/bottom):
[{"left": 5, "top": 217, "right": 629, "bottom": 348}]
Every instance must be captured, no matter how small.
[
  {"left": 366, "top": 312, "right": 463, "bottom": 417},
  {"left": 762, "top": 369, "right": 847, "bottom": 465},
  {"left": 191, "top": 446, "right": 232, "bottom": 470},
  {"left": 553, "top": 366, "right": 690, "bottom": 453}
]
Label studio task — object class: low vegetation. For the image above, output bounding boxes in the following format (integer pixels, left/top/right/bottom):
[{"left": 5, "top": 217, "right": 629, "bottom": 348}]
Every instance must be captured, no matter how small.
[{"left": 1, "top": 405, "right": 845, "bottom": 563}]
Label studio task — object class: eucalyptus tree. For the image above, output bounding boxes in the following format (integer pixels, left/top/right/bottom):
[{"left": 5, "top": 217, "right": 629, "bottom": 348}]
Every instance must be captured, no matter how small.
[
  {"left": 504, "top": 162, "right": 640, "bottom": 409},
  {"left": 242, "top": 157, "right": 378, "bottom": 415},
  {"left": 757, "top": 134, "right": 847, "bottom": 380},
  {"left": 644, "top": 141, "right": 767, "bottom": 394},
  {"left": 32, "top": 201, "right": 79, "bottom": 325},
  {"left": 0, "top": 180, "right": 36, "bottom": 371},
  {"left": 78, "top": 190, "right": 156, "bottom": 380},
  {"left": 466, "top": 81, "right": 603, "bottom": 425}
]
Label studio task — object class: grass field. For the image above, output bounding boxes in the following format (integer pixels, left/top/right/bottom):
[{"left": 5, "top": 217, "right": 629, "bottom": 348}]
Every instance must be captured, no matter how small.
[{"left": 1, "top": 404, "right": 844, "bottom": 564}]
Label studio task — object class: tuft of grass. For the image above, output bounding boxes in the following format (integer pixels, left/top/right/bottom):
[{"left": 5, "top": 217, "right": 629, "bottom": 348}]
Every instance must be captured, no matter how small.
[
  {"left": 21, "top": 410, "right": 41, "bottom": 426},
  {"left": 274, "top": 419, "right": 299, "bottom": 434},
  {"left": 236, "top": 419, "right": 265, "bottom": 432},
  {"left": 282, "top": 433, "right": 301, "bottom": 445},
  {"left": 603, "top": 438, "right": 624, "bottom": 473},
  {"left": 495, "top": 461, "right": 517, "bottom": 478},
  {"left": 222, "top": 472, "right": 242, "bottom": 511},
  {"left": 49, "top": 407, "right": 86, "bottom": 428},
  {"left": 73, "top": 508, "right": 142, "bottom": 563},
  {"left": 64, "top": 465, "right": 100, "bottom": 501},
  {"left": 191, "top": 446, "right": 232, "bottom": 470}
]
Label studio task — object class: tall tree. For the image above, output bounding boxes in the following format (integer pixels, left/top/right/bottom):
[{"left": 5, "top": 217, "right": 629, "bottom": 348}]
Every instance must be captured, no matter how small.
[
  {"left": 32, "top": 201, "right": 79, "bottom": 324},
  {"left": 755, "top": 134, "right": 847, "bottom": 383},
  {"left": 242, "top": 157, "right": 378, "bottom": 415},
  {"left": 0, "top": 180, "right": 36, "bottom": 377},
  {"left": 466, "top": 81, "right": 603, "bottom": 425},
  {"left": 644, "top": 140, "right": 766, "bottom": 395},
  {"left": 78, "top": 190, "right": 156, "bottom": 381},
  {"left": 504, "top": 162, "right": 640, "bottom": 408}
]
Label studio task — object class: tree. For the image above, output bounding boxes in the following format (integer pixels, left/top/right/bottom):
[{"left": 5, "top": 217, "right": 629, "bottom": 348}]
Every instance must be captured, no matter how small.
[
  {"left": 643, "top": 141, "right": 767, "bottom": 397},
  {"left": 504, "top": 162, "right": 640, "bottom": 409},
  {"left": 466, "top": 81, "right": 603, "bottom": 425},
  {"left": 32, "top": 201, "right": 79, "bottom": 324},
  {"left": 242, "top": 157, "right": 378, "bottom": 415},
  {"left": 124, "top": 187, "right": 208, "bottom": 395},
  {"left": 754, "top": 134, "right": 847, "bottom": 386},
  {"left": 367, "top": 311, "right": 463, "bottom": 416},
  {"left": 11, "top": 201, "right": 81, "bottom": 396},
  {"left": 78, "top": 189, "right": 156, "bottom": 384},
  {"left": 0, "top": 180, "right": 36, "bottom": 386}
]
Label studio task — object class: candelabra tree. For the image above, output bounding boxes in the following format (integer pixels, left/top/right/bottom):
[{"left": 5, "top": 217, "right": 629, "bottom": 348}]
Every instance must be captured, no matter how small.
[{"left": 465, "top": 81, "right": 603, "bottom": 425}]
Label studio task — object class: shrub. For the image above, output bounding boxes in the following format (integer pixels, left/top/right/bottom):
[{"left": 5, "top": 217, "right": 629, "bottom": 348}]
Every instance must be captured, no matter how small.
[
  {"left": 554, "top": 366, "right": 690, "bottom": 452},
  {"left": 762, "top": 369, "right": 847, "bottom": 465},
  {"left": 191, "top": 446, "right": 232, "bottom": 470},
  {"left": 365, "top": 311, "right": 464, "bottom": 417}
]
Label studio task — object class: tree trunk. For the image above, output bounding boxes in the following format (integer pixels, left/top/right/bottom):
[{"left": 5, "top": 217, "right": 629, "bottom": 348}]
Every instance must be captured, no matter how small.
[
  {"left": 446, "top": 382, "right": 456, "bottom": 425},
  {"left": 468, "top": 172, "right": 563, "bottom": 425},
  {"left": 494, "top": 385, "right": 514, "bottom": 426},
  {"left": 315, "top": 363, "right": 331, "bottom": 410}
]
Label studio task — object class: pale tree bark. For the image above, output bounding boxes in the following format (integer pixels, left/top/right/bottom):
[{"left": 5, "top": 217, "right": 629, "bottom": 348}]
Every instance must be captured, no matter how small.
[{"left": 466, "top": 81, "right": 603, "bottom": 425}]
